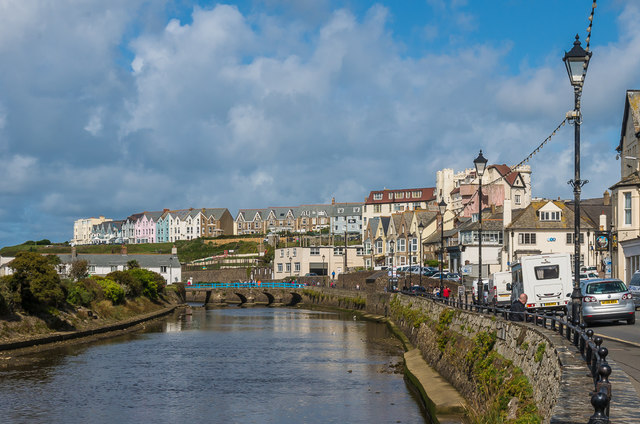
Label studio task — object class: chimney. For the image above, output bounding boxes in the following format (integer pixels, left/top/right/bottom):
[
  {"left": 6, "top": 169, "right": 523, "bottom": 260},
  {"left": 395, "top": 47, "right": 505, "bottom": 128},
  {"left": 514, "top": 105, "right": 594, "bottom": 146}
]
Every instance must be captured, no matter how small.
[
  {"left": 121, "top": 244, "right": 127, "bottom": 256},
  {"left": 599, "top": 213, "right": 607, "bottom": 231},
  {"left": 603, "top": 191, "right": 610, "bottom": 206},
  {"left": 331, "top": 197, "right": 336, "bottom": 205},
  {"left": 503, "top": 199, "right": 512, "bottom": 227},
  {"left": 172, "top": 245, "right": 178, "bottom": 256}
]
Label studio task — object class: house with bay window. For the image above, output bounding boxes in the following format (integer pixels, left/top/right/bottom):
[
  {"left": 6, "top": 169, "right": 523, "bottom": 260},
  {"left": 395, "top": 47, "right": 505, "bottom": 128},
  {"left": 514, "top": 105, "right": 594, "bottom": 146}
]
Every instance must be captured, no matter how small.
[
  {"left": 504, "top": 200, "right": 596, "bottom": 270},
  {"left": 611, "top": 89, "right": 640, "bottom": 281}
]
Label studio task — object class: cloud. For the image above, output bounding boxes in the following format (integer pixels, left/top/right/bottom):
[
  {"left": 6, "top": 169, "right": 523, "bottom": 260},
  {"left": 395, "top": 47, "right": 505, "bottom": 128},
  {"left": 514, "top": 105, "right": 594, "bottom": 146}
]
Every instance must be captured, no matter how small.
[{"left": 0, "top": 1, "right": 639, "bottom": 246}]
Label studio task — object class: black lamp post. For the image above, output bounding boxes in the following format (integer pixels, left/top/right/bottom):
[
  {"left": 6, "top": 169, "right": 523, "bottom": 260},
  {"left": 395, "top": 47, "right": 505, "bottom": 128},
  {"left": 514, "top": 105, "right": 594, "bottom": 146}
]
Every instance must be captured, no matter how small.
[
  {"left": 322, "top": 254, "right": 326, "bottom": 285},
  {"left": 289, "top": 256, "right": 292, "bottom": 278},
  {"left": 418, "top": 222, "right": 425, "bottom": 288},
  {"left": 438, "top": 199, "right": 447, "bottom": 297},
  {"left": 389, "top": 240, "right": 395, "bottom": 291},
  {"left": 564, "top": 34, "right": 591, "bottom": 325},
  {"left": 408, "top": 234, "right": 412, "bottom": 288},
  {"left": 474, "top": 150, "right": 488, "bottom": 304}
]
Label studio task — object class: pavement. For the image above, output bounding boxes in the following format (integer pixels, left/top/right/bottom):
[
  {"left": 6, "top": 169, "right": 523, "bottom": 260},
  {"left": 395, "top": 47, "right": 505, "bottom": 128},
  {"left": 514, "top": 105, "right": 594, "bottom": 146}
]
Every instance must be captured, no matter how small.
[{"left": 403, "top": 348, "right": 468, "bottom": 420}]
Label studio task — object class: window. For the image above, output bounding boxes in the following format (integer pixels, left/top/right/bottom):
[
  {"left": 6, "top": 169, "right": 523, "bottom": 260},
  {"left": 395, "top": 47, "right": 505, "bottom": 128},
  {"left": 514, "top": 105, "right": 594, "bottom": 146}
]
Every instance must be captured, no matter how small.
[
  {"left": 160, "top": 266, "right": 167, "bottom": 273},
  {"left": 310, "top": 247, "right": 320, "bottom": 255},
  {"left": 518, "top": 233, "right": 536, "bottom": 245},
  {"left": 333, "top": 247, "right": 344, "bottom": 255},
  {"left": 397, "top": 239, "right": 406, "bottom": 252},
  {"left": 395, "top": 192, "right": 404, "bottom": 200},
  {"left": 539, "top": 211, "right": 561, "bottom": 221},
  {"left": 515, "top": 194, "right": 521, "bottom": 205},
  {"left": 413, "top": 191, "right": 421, "bottom": 198},
  {"left": 566, "top": 233, "right": 585, "bottom": 244},
  {"left": 374, "top": 204, "right": 381, "bottom": 213},
  {"left": 375, "top": 240, "right": 383, "bottom": 254},
  {"left": 625, "top": 192, "right": 632, "bottom": 225},
  {"left": 294, "top": 262, "right": 300, "bottom": 272},
  {"left": 111, "top": 266, "right": 118, "bottom": 272},
  {"left": 89, "top": 266, "right": 96, "bottom": 273},
  {"left": 393, "top": 205, "right": 405, "bottom": 212},
  {"left": 278, "top": 263, "right": 283, "bottom": 272},
  {"left": 410, "top": 238, "right": 418, "bottom": 252},
  {"left": 534, "top": 265, "right": 559, "bottom": 280},
  {"left": 292, "top": 248, "right": 297, "bottom": 256},
  {"left": 356, "top": 247, "right": 364, "bottom": 255},
  {"left": 280, "top": 250, "right": 284, "bottom": 258},
  {"left": 373, "top": 193, "right": 383, "bottom": 200},
  {"left": 286, "top": 263, "right": 291, "bottom": 272}
]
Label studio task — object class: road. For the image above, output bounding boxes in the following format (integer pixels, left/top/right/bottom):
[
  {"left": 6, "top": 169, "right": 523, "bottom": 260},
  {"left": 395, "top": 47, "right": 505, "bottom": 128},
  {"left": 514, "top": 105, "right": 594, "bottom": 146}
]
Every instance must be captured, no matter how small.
[{"left": 586, "top": 310, "right": 640, "bottom": 394}]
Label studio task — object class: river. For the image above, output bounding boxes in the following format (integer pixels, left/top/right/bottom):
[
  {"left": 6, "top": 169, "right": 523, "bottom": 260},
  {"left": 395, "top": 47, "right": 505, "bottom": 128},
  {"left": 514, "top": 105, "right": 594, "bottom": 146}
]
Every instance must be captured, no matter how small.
[{"left": 0, "top": 307, "right": 430, "bottom": 423}]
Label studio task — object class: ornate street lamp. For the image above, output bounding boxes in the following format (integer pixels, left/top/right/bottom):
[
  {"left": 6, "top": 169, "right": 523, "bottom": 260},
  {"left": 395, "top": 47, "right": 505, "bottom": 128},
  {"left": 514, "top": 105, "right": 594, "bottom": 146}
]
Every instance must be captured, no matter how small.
[
  {"left": 418, "top": 222, "right": 425, "bottom": 287},
  {"left": 438, "top": 199, "right": 447, "bottom": 297},
  {"left": 389, "top": 240, "right": 396, "bottom": 292},
  {"left": 564, "top": 34, "right": 592, "bottom": 325},
  {"left": 474, "top": 150, "right": 488, "bottom": 304}
]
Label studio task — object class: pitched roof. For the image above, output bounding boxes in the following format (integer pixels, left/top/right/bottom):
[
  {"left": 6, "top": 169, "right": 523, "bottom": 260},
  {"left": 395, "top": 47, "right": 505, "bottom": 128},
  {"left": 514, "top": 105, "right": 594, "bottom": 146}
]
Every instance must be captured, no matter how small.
[
  {"left": 505, "top": 200, "right": 596, "bottom": 230},
  {"left": 617, "top": 89, "right": 640, "bottom": 152},
  {"left": 489, "top": 164, "right": 521, "bottom": 187},
  {"left": 364, "top": 187, "right": 436, "bottom": 204},
  {"left": 609, "top": 171, "right": 640, "bottom": 190}
]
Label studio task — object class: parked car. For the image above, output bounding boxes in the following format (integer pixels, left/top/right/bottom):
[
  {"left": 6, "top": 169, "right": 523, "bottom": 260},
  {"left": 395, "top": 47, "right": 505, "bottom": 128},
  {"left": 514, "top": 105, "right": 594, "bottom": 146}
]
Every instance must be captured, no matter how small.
[
  {"left": 581, "top": 279, "right": 635, "bottom": 325},
  {"left": 579, "top": 272, "right": 599, "bottom": 281},
  {"left": 446, "top": 273, "right": 461, "bottom": 283},
  {"left": 628, "top": 271, "right": 640, "bottom": 310},
  {"left": 405, "top": 285, "right": 427, "bottom": 295}
]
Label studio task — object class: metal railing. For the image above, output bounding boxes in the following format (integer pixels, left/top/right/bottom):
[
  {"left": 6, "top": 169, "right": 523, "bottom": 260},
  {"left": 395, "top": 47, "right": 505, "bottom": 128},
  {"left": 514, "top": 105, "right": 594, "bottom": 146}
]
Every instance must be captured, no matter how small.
[{"left": 401, "top": 290, "right": 612, "bottom": 424}]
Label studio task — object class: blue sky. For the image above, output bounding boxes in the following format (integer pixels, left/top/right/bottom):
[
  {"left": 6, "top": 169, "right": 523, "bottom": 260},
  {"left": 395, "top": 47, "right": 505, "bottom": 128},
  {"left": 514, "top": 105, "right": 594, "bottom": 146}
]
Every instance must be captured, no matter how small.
[{"left": 0, "top": 0, "right": 638, "bottom": 247}]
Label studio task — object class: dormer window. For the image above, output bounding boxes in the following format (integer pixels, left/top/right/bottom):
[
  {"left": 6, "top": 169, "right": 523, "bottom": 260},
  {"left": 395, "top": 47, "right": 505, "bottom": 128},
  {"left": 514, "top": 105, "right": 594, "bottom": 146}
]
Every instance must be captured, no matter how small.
[
  {"left": 539, "top": 211, "right": 561, "bottom": 221},
  {"left": 373, "top": 193, "right": 383, "bottom": 201}
]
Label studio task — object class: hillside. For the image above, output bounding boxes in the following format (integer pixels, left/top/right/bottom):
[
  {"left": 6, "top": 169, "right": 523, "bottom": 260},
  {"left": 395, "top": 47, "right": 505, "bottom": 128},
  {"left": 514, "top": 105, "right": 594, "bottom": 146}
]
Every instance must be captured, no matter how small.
[{"left": 0, "top": 237, "right": 266, "bottom": 264}]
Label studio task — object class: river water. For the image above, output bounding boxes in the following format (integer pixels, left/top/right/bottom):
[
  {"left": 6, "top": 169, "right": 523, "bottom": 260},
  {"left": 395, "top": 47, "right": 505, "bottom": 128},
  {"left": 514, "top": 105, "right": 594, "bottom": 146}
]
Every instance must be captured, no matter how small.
[{"left": 0, "top": 307, "right": 429, "bottom": 424}]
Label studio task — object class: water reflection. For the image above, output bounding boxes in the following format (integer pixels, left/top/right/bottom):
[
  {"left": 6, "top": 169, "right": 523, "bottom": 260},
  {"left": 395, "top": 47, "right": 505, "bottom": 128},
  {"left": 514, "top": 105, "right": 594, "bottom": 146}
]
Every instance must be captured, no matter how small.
[{"left": 0, "top": 307, "right": 427, "bottom": 424}]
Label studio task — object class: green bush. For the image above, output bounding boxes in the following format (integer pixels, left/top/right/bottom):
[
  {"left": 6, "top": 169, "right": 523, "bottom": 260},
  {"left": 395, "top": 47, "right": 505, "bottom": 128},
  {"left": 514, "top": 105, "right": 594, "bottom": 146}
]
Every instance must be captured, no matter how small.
[
  {"left": 65, "top": 278, "right": 103, "bottom": 307},
  {"left": 94, "top": 277, "right": 125, "bottom": 304},
  {"left": 127, "top": 268, "right": 165, "bottom": 300},
  {"left": 107, "top": 271, "right": 142, "bottom": 298}
]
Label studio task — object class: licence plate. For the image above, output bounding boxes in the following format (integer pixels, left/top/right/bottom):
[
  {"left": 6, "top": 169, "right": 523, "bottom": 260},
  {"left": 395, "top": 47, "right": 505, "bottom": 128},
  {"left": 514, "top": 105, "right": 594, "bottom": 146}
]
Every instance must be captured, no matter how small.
[
  {"left": 543, "top": 302, "right": 558, "bottom": 306},
  {"left": 600, "top": 300, "right": 618, "bottom": 305}
]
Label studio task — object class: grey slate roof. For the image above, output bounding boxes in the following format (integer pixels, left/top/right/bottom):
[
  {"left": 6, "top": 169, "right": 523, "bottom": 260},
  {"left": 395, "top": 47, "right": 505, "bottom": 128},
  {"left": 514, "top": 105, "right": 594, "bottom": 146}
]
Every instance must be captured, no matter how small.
[
  {"left": 506, "top": 200, "right": 596, "bottom": 231},
  {"left": 57, "top": 253, "right": 181, "bottom": 268}
]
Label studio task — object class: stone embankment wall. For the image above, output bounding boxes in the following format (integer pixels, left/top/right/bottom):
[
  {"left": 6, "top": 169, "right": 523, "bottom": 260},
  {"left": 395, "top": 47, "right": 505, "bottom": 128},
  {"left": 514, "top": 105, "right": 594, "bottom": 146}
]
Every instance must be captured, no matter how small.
[{"left": 301, "top": 287, "right": 594, "bottom": 423}]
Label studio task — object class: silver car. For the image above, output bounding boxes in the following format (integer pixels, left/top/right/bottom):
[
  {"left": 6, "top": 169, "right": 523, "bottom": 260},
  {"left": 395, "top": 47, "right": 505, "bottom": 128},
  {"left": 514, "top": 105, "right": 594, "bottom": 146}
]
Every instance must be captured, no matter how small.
[
  {"left": 628, "top": 271, "right": 640, "bottom": 310},
  {"left": 581, "top": 279, "right": 635, "bottom": 325}
]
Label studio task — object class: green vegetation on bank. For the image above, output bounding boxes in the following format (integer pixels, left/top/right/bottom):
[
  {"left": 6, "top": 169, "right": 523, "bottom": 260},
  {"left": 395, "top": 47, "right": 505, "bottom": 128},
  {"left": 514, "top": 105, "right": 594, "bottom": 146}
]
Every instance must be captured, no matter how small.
[
  {"left": 0, "top": 238, "right": 273, "bottom": 265},
  {"left": 390, "top": 297, "right": 542, "bottom": 424},
  {"left": 0, "top": 252, "right": 171, "bottom": 335}
]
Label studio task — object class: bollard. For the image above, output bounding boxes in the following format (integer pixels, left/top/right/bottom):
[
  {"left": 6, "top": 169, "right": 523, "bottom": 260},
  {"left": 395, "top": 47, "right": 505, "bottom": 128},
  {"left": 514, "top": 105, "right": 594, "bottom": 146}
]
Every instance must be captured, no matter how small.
[
  {"left": 579, "top": 323, "right": 586, "bottom": 354},
  {"left": 588, "top": 391, "right": 610, "bottom": 424},
  {"left": 596, "top": 363, "right": 612, "bottom": 418},
  {"left": 585, "top": 329, "right": 594, "bottom": 364}
]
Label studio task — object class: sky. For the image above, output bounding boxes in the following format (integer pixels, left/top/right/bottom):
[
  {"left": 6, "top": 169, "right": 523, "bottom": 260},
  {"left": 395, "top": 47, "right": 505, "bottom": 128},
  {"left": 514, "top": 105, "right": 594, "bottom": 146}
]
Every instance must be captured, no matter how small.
[{"left": 0, "top": 0, "right": 639, "bottom": 247}]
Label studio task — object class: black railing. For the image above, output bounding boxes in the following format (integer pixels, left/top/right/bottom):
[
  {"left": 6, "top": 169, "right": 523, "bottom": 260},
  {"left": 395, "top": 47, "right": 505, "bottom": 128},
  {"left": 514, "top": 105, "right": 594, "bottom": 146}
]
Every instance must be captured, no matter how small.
[{"left": 400, "top": 290, "right": 612, "bottom": 423}]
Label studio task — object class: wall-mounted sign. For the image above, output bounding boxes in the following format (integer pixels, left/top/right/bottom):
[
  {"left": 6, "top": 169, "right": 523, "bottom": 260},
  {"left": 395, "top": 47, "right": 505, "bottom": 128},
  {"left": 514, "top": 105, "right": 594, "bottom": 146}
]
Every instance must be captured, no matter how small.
[
  {"left": 547, "top": 237, "right": 556, "bottom": 242},
  {"left": 595, "top": 231, "right": 610, "bottom": 251}
]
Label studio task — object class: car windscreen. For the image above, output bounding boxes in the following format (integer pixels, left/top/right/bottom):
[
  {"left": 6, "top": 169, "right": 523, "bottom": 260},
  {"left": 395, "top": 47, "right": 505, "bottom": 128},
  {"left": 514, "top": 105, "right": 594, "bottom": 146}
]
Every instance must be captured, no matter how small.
[
  {"left": 534, "top": 265, "right": 559, "bottom": 280},
  {"left": 585, "top": 281, "right": 627, "bottom": 295},
  {"left": 629, "top": 272, "right": 640, "bottom": 287}
]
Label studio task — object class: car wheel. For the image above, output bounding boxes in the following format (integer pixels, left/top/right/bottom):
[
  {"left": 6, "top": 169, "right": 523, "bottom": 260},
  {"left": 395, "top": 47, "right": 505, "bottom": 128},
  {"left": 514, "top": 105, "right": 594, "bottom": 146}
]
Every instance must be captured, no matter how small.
[{"left": 628, "top": 314, "right": 636, "bottom": 325}]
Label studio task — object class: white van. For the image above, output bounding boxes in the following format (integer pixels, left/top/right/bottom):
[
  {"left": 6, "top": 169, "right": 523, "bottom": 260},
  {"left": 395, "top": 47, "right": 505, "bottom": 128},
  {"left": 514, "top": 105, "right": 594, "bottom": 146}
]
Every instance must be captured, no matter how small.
[
  {"left": 509, "top": 253, "right": 573, "bottom": 312},
  {"left": 489, "top": 271, "right": 512, "bottom": 306}
]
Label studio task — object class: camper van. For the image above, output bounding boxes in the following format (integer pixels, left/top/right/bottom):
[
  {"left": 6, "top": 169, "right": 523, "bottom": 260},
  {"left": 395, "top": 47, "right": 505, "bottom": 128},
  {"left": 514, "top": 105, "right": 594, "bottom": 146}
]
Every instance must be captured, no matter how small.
[
  {"left": 489, "top": 271, "right": 512, "bottom": 306},
  {"left": 509, "top": 253, "right": 573, "bottom": 312}
]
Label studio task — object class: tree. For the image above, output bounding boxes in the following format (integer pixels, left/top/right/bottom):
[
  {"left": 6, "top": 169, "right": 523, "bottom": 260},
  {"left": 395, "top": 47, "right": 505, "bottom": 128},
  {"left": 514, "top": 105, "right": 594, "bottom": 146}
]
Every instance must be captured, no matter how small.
[
  {"left": 126, "top": 259, "right": 140, "bottom": 270},
  {"left": 7, "top": 251, "right": 65, "bottom": 309},
  {"left": 70, "top": 260, "right": 89, "bottom": 281}
]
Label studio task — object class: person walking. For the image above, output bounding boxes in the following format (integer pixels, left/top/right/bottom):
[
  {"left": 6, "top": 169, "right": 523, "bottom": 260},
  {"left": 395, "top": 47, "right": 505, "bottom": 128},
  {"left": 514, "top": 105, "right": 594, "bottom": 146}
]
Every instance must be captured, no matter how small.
[{"left": 510, "top": 293, "right": 528, "bottom": 321}]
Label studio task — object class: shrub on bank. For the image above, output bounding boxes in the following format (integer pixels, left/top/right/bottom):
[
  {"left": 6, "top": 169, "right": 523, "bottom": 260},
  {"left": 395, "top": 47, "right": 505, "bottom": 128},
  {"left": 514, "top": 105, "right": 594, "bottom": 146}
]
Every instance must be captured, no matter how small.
[{"left": 93, "top": 277, "right": 125, "bottom": 305}]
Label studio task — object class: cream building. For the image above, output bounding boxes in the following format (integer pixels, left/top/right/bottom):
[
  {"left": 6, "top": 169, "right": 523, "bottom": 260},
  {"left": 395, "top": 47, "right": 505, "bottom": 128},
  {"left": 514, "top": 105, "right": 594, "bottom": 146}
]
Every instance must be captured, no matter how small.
[
  {"left": 72, "top": 216, "right": 112, "bottom": 245},
  {"left": 273, "top": 246, "right": 364, "bottom": 280}
]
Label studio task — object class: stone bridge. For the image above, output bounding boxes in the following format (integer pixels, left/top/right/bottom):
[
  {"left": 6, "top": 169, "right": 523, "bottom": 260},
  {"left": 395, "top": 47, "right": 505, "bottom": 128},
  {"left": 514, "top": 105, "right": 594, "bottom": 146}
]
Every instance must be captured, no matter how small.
[{"left": 185, "top": 287, "right": 304, "bottom": 307}]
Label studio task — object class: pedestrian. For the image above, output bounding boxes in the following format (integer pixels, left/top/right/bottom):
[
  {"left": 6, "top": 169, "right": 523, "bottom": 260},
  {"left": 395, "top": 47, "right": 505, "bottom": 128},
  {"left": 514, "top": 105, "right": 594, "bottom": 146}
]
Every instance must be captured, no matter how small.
[
  {"left": 510, "top": 293, "right": 528, "bottom": 321},
  {"left": 443, "top": 286, "right": 451, "bottom": 300}
]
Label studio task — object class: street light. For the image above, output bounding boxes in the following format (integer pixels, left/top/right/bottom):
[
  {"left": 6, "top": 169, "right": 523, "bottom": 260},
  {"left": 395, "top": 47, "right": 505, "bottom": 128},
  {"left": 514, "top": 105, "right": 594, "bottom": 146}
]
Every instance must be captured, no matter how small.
[
  {"left": 438, "top": 200, "right": 447, "bottom": 297},
  {"left": 322, "top": 254, "right": 326, "bottom": 286},
  {"left": 563, "top": 34, "right": 592, "bottom": 325},
  {"left": 474, "top": 150, "right": 488, "bottom": 304},
  {"left": 289, "top": 256, "right": 292, "bottom": 278},
  {"left": 408, "top": 233, "right": 413, "bottom": 289},
  {"left": 418, "top": 222, "right": 425, "bottom": 287},
  {"left": 389, "top": 240, "right": 395, "bottom": 292}
]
